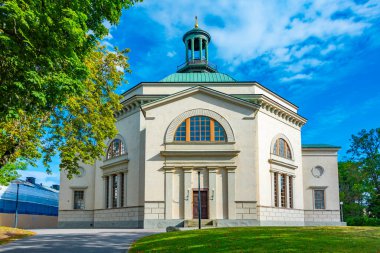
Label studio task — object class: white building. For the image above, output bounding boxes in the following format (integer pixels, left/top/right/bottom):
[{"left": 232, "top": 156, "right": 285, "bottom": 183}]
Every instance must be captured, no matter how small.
[{"left": 58, "top": 23, "right": 344, "bottom": 228}]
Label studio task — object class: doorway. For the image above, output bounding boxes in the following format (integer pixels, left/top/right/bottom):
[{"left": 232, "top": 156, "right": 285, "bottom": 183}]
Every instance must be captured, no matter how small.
[{"left": 193, "top": 190, "right": 208, "bottom": 219}]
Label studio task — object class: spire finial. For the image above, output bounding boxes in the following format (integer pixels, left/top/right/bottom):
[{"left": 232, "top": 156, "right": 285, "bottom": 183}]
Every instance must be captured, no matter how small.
[{"left": 195, "top": 16, "right": 199, "bottom": 28}]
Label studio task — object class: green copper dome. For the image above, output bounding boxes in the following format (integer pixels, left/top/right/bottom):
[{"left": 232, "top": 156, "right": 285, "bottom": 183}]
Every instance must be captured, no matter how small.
[{"left": 160, "top": 73, "right": 236, "bottom": 82}]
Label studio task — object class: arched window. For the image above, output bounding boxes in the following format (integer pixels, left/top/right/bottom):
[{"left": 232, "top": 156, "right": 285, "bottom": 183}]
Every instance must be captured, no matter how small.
[
  {"left": 174, "top": 116, "right": 226, "bottom": 142},
  {"left": 107, "top": 139, "right": 125, "bottom": 159},
  {"left": 273, "top": 138, "right": 292, "bottom": 159}
]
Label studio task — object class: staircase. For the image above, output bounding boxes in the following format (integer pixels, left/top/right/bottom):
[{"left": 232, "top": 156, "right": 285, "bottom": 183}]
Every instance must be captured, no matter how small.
[{"left": 184, "top": 219, "right": 216, "bottom": 227}]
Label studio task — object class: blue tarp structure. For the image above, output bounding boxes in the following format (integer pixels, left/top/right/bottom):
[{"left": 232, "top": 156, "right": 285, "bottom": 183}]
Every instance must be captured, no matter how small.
[{"left": 0, "top": 180, "right": 58, "bottom": 216}]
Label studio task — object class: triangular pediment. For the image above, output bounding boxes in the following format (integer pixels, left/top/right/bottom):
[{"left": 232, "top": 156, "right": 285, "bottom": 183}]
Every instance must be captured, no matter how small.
[{"left": 141, "top": 85, "right": 260, "bottom": 112}]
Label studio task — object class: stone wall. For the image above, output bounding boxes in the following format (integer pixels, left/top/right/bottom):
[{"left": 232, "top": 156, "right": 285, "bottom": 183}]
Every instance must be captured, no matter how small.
[
  {"left": 304, "top": 210, "right": 343, "bottom": 225},
  {"left": 257, "top": 206, "right": 305, "bottom": 226},
  {"left": 235, "top": 202, "right": 257, "bottom": 220},
  {"left": 144, "top": 201, "right": 165, "bottom": 220},
  {"left": 58, "top": 206, "right": 143, "bottom": 228},
  {"left": 58, "top": 210, "right": 94, "bottom": 228}
]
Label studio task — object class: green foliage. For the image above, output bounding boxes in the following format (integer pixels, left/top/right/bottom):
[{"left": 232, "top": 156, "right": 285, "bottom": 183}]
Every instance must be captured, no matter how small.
[
  {"left": 0, "top": 0, "right": 139, "bottom": 120},
  {"left": 338, "top": 161, "right": 366, "bottom": 218},
  {"left": 0, "top": 161, "right": 26, "bottom": 186},
  {"left": 346, "top": 217, "right": 380, "bottom": 226},
  {"left": 0, "top": 0, "right": 140, "bottom": 183},
  {"left": 348, "top": 128, "right": 380, "bottom": 218},
  {"left": 0, "top": 46, "right": 129, "bottom": 181},
  {"left": 130, "top": 227, "right": 380, "bottom": 253}
]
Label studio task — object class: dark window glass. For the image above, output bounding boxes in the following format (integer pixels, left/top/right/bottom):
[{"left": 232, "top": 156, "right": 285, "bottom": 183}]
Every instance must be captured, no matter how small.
[
  {"left": 74, "top": 191, "right": 84, "bottom": 210},
  {"left": 314, "top": 190, "right": 325, "bottom": 209},
  {"left": 107, "top": 139, "right": 125, "bottom": 159},
  {"left": 174, "top": 116, "right": 226, "bottom": 142}
]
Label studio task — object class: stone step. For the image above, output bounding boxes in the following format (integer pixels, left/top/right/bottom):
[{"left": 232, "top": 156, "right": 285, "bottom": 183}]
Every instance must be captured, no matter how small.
[{"left": 184, "top": 219, "right": 216, "bottom": 227}]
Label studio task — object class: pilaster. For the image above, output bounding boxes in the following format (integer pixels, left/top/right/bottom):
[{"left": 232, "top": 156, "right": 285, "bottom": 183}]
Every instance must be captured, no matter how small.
[
  {"left": 208, "top": 167, "right": 217, "bottom": 219},
  {"left": 165, "top": 168, "right": 174, "bottom": 219},
  {"left": 227, "top": 167, "right": 236, "bottom": 219},
  {"left": 183, "top": 167, "right": 192, "bottom": 219}
]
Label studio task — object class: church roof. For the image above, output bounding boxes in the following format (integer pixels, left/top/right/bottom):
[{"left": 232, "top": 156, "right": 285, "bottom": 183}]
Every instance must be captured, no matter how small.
[{"left": 160, "top": 73, "right": 236, "bottom": 83}]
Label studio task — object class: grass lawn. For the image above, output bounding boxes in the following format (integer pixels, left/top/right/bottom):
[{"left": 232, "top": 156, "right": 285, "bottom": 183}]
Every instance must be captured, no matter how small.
[
  {"left": 0, "top": 226, "right": 35, "bottom": 245},
  {"left": 130, "top": 226, "right": 380, "bottom": 253}
]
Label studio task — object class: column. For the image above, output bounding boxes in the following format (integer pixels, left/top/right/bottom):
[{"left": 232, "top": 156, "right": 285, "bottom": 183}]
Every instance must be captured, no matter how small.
[
  {"left": 117, "top": 173, "right": 122, "bottom": 208},
  {"left": 199, "top": 38, "right": 203, "bottom": 60},
  {"left": 123, "top": 172, "right": 128, "bottom": 207},
  {"left": 165, "top": 168, "right": 174, "bottom": 219},
  {"left": 205, "top": 40, "right": 209, "bottom": 62},
  {"left": 185, "top": 40, "right": 189, "bottom": 62},
  {"left": 191, "top": 38, "right": 194, "bottom": 61},
  {"left": 277, "top": 173, "right": 281, "bottom": 207},
  {"left": 108, "top": 175, "right": 113, "bottom": 208},
  {"left": 286, "top": 175, "right": 290, "bottom": 208},
  {"left": 227, "top": 168, "right": 236, "bottom": 219},
  {"left": 270, "top": 172, "right": 274, "bottom": 206},
  {"left": 103, "top": 177, "right": 107, "bottom": 208},
  {"left": 208, "top": 168, "right": 217, "bottom": 219},
  {"left": 183, "top": 168, "right": 192, "bottom": 219}
]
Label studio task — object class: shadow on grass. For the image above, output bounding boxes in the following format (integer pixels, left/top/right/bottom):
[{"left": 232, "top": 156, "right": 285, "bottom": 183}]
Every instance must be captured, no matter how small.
[{"left": 130, "top": 226, "right": 380, "bottom": 253}]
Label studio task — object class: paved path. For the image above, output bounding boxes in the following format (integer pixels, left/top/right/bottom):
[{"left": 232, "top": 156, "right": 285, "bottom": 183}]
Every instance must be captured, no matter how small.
[{"left": 0, "top": 229, "right": 163, "bottom": 253}]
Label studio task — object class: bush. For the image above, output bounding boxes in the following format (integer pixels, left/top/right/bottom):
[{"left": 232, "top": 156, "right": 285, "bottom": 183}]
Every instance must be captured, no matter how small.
[
  {"left": 166, "top": 226, "right": 180, "bottom": 232},
  {"left": 346, "top": 216, "right": 380, "bottom": 226}
]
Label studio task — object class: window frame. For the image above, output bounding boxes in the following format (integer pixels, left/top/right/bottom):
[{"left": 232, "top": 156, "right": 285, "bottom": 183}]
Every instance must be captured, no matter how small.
[
  {"left": 273, "top": 138, "right": 292, "bottom": 159},
  {"left": 73, "top": 190, "right": 85, "bottom": 210},
  {"left": 313, "top": 189, "right": 326, "bottom": 210},
  {"left": 174, "top": 116, "right": 227, "bottom": 142},
  {"left": 106, "top": 139, "right": 125, "bottom": 159}
]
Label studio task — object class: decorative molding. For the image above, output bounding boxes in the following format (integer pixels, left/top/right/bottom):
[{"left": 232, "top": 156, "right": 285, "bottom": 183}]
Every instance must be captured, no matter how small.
[
  {"left": 165, "top": 108, "right": 235, "bottom": 143},
  {"left": 270, "top": 134, "right": 295, "bottom": 161},
  {"left": 268, "top": 158, "right": 298, "bottom": 170},
  {"left": 160, "top": 150, "right": 240, "bottom": 157},
  {"left": 70, "top": 186, "right": 88, "bottom": 190},
  {"left": 308, "top": 186, "right": 328, "bottom": 189}
]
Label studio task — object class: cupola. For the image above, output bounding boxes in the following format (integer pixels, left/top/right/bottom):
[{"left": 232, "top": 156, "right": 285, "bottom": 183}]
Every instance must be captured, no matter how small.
[{"left": 177, "top": 17, "right": 217, "bottom": 73}]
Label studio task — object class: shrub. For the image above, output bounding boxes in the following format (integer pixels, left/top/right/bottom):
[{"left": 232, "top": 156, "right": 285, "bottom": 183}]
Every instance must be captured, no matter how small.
[{"left": 346, "top": 216, "right": 380, "bottom": 226}]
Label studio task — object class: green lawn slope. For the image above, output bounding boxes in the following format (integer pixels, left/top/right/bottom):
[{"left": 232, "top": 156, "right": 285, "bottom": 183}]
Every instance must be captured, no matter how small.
[{"left": 130, "top": 226, "right": 380, "bottom": 253}]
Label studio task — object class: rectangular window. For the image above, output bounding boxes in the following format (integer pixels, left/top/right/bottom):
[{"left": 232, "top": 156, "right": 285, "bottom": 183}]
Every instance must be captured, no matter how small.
[
  {"left": 74, "top": 190, "right": 85, "bottom": 210},
  {"left": 112, "top": 175, "right": 118, "bottom": 208},
  {"left": 314, "top": 190, "right": 325, "bottom": 209},
  {"left": 105, "top": 177, "right": 109, "bottom": 208},
  {"left": 274, "top": 172, "right": 278, "bottom": 207},
  {"left": 120, "top": 174, "right": 124, "bottom": 207},
  {"left": 280, "top": 174, "right": 287, "bottom": 207},
  {"left": 289, "top": 176, "right": 293, "bottom": 208}
]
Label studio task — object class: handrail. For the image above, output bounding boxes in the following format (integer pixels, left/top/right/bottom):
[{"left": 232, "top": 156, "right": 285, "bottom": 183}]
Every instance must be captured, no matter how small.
[{"left": 177, "top": 60, "right": 217, "bottom": 70}]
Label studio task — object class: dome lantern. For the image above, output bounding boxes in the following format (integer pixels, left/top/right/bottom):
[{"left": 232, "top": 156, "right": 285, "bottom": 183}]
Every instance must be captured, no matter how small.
[{"left": 177, "top": 17, "right": 217, "bottom": 73}]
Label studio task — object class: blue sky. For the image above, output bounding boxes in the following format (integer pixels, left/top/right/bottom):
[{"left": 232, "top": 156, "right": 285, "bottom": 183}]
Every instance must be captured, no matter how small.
[{"left": 20, "top": 0, "right": 380, "bottom": 186}]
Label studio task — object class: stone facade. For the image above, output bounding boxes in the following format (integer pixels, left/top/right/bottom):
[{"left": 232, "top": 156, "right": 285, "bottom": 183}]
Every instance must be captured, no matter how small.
[
  {"left": 304, "top": 210, "right": 341, "bottom": 225},
  {"left": 58, "top": 25, "right": 345, "bottom": 228},
  {"left": 235, "top": 202, "right": 257, "bottom": 220},
  {"left": 59, "top": 207, "right": 144, "bottom": 228}
]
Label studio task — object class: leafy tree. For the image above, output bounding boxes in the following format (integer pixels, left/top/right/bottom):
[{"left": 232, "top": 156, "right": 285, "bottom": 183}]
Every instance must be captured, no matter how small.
[
  {"left": 348, "top": 128, "right": 380, "bottom": 218},
  {"left": 0, "top": 0, "right": 139, "bottom": 181},
  {"left": 0, "top": 45, "right": 129, "bottom": 181},
  {"left": 338, "top": 161, "right": 366, "bottom": 219},
  {"left": 0, "top": 0, "right": 138, "bottom": 120},
  {"left": 0, "top": 162, "right": 26, "bottom": 185}
]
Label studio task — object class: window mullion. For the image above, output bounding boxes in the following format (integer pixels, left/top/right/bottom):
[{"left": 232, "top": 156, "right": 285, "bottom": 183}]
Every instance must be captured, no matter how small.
[
  {"left": 186, "top": 118, "right": 190, "bottom": 141},
  {"left": 210, "top": 119, "right": 215, "bottom": 141}
]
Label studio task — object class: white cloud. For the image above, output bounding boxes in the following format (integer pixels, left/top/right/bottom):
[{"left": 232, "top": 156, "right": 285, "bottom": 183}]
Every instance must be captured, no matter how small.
[
  {"left": 139, "top": 0, "right": 380, "bottom": 80},
  {"left": 18, "top": 170, "right": 60, "bottom": 187},
  {"left": 167, "top": 51, "right": 177, "bottom": 58},
  {"left": 281, "top": 73, "right": 312, "bottom": 82}
]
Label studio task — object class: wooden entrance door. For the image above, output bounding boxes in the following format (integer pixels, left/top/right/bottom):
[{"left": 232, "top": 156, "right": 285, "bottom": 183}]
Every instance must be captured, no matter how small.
[{"left": 193, "top": 190, "right": 208, "bottom": 219}]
